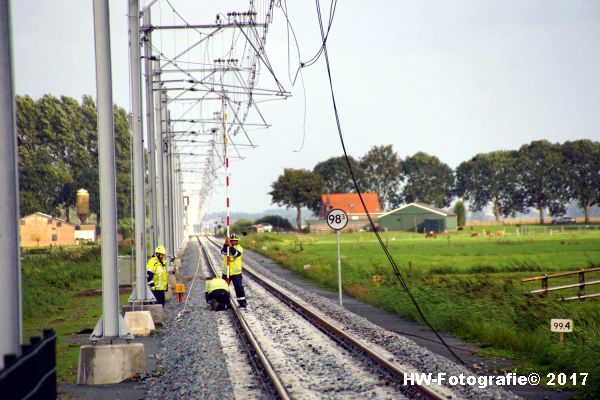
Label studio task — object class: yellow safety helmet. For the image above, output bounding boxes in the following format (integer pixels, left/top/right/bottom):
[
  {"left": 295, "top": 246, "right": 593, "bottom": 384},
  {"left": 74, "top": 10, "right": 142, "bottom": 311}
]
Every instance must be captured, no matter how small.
[
  {"left": 155, "top": 245, "right": 167, "bottom": 255},
  {"left": 229, "top": 233, "right": 239, "bottom": 241}
]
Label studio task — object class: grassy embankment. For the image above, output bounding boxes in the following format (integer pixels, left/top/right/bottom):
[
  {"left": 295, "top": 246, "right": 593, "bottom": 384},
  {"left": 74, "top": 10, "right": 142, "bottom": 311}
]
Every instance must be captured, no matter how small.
[
  {"left": 21, "top": 245, "right": 132, "bottom": 384},
  {"left": 246, "top": 227, "right": 600, "bottom": 398}
]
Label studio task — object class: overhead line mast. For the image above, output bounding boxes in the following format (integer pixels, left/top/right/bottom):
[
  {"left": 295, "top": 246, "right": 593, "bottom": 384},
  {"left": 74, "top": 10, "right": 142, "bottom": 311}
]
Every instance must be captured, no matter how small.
[
  {"left": 223, "top": 96, "right": 231, "bottom": 283},
  {"left": 138, "top": 1, "right": 288, "bottom": 246}
]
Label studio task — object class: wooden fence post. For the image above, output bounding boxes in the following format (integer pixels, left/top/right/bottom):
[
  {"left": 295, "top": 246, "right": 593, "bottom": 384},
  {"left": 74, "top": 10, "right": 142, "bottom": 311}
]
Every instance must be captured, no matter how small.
[{"left": 542, "top": 274, "right": 548, "bottom": 296}]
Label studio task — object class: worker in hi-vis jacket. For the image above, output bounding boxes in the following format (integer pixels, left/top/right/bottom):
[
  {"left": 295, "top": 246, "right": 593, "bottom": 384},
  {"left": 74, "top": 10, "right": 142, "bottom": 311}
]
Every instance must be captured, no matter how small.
[
  {"left": 221, "top": 233, "right": 247, "bottom": 307},
  {"left": 205, "top": 277, "right": 230, "bottom": 311}
]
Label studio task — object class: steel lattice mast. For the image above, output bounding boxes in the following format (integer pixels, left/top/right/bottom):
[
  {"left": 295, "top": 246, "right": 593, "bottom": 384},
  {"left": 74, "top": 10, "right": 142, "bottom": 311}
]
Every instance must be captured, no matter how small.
[{"left": 140, "top": 0, "right": 289, "bottom": 241}]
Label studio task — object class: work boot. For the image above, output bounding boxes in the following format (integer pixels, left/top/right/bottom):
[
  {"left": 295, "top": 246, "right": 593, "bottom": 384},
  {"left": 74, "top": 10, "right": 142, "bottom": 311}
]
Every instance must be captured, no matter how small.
[{"left": 209, "top": 300, "right": 218, "bottom": 311}]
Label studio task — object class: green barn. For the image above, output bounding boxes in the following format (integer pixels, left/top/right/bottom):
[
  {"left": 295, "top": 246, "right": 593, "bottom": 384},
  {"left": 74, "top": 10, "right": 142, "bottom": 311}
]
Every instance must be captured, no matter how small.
[{"left": 378, "top": 203, "right": 457, "bottom": 233}]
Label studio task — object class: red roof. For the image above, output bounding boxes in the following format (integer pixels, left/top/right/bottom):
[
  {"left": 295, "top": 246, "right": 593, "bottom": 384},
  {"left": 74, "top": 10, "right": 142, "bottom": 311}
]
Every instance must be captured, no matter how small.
[{"left": 320, "top": 192, "right": 380, "bottom": 215}]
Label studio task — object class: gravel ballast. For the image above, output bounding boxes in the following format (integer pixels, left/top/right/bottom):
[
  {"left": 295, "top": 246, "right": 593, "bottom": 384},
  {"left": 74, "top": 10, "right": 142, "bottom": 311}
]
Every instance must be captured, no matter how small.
[
  {"left": 146, "top": 240, "right": 246, "bottom": 400},
  {"left": 146, "top": 238, "right": 522, "bottom": 399}
]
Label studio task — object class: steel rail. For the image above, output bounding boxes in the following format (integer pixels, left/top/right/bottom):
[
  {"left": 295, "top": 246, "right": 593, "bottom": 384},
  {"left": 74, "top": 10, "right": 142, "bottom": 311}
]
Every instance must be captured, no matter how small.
[
  {"left": 204, "top": 235, "right": 456, "bottom": 400},
  {"left": 196, "top": 237, "right": 291, "bottom": 400}
]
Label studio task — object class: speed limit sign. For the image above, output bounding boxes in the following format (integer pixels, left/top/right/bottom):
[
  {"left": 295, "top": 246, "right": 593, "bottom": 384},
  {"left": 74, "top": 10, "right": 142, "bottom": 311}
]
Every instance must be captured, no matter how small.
[
  {"left": 326, "top": 209, "right": 348, "bottom": 230},
  {"left": 327, "top": 209, "right": 348, "bottom": 306}
]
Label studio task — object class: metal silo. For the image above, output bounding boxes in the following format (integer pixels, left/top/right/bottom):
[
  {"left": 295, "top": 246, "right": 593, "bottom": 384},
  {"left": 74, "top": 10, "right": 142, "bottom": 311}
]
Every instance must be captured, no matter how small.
[{"left": 76, "top": 189, "right": 90, "bottom": 224}]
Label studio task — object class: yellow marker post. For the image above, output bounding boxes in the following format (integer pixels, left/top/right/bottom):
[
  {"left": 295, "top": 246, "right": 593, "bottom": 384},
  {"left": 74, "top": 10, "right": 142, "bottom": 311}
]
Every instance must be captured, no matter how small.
[{"left": 175, "top": 283, "right": 186, "bottom": 303}]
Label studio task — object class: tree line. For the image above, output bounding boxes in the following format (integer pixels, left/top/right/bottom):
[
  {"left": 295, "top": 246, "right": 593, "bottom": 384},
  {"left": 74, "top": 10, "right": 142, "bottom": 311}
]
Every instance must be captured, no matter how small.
[
  {"left": 16, "top": 94, "right": 132, "bottom": 223},
  {"left": 270, "top": 141, "right": 600, "bottom": 230},
  {"left": 227, "top": 215, "right": 294, "bottom": 235}
]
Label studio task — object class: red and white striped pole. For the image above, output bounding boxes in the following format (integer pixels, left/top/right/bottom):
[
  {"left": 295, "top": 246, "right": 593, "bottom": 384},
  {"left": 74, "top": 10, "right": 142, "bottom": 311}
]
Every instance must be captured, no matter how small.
[{"left": 223, "top": 98, "right": 231, "bottom": 284}]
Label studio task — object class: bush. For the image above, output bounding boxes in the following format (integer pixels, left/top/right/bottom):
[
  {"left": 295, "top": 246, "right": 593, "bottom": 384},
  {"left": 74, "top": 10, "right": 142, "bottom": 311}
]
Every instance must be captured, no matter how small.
[
  {"left": 118, "top": 218, "right": 134, "bottom": 240},
  {"left": 453, "top": 200, "right": 466, "bottom": 227},
  {"left": 230, "top": 218, "right": 253, "bottom": 234},
  {"left": 255, "top": 215, "right": 293, "bottom": 230}
]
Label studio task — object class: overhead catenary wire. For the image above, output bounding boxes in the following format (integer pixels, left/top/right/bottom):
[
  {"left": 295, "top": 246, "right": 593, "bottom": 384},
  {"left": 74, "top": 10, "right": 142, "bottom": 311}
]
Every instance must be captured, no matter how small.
[
  {"left": 278, "top": 0, "right": 337, "bottom": 85},
  {"left": 156, "top": 1, "right": 272, "bottom": 138},
  {"left": 234, "top": 20, "right": 286, "bottom": 93},
  {"left": 311, "top": 0, "right": 467, "bottom": 367},
  {"left": 274, "top": 1, "right": 318, "bottom": 153},
  {"left": 148, "top": 0, "right": 286, "bottom": 246}
]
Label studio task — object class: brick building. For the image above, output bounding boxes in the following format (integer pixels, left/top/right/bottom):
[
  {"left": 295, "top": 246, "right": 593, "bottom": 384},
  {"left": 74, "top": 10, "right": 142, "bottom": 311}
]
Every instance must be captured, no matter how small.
[{"left": 20, "top": 212, "right": 77, "bottom": 247}]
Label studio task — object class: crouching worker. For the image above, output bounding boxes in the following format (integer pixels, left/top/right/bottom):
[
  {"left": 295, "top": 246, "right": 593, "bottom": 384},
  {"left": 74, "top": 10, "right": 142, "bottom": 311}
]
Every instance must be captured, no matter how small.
[{"left": 205, "top": 277, "right": 230, "bottom": 311}]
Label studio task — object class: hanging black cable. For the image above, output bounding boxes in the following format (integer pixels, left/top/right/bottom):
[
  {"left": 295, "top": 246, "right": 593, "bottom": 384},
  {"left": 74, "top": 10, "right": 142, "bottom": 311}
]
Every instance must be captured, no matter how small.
[{"left": 313, "top": 0, "right": 467, "bottom": 367}]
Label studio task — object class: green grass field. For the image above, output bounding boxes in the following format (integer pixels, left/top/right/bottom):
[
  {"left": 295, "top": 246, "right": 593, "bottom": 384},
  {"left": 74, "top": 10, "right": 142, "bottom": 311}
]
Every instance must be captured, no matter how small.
[
  {"left": 245, "top": 228, "right": 600, "bottom": 398},
  {"left": 21, "top": 246, "right": 133, "bottom": 384}
]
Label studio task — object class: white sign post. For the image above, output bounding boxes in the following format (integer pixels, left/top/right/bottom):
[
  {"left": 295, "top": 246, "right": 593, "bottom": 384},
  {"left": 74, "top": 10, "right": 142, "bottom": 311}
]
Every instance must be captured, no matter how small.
[
  {"left": 327, "top": 209, "right": 348, "bottom": 306},
  {"left": 550, "top": 318, "right": 573, "bottom": 344}
]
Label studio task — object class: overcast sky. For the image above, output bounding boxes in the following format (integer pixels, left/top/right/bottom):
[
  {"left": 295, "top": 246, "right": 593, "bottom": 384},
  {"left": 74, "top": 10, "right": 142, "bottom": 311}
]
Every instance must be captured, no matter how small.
[{"left": 10, "top": 1, "right": 600, "bottom": 220}]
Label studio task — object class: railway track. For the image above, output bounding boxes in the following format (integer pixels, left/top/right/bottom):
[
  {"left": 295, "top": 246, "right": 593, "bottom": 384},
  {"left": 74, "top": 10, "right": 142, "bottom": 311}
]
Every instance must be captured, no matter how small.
[
  {"left": 197, "top": 235, "right": 458, "bottom": 400},
  {"left": 196, "top": 235, "right": 289, "bottom": 399}
]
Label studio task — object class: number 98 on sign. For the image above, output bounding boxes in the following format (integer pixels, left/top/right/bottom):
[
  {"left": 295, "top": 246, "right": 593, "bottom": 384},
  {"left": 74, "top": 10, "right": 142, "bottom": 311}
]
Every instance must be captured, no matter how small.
[{"left": 327, "top": 209, "right": 348, "bottom": 230}]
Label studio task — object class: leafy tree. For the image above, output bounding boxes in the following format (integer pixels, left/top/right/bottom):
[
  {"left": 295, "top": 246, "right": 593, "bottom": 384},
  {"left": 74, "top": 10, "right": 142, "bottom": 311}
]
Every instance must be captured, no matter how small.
[
  {"left": 269, "top": 169, "right": 324, "bottom": 230},
  {"left": 79, "top": 95, "right": 100, "bottom": 215},
  {"left": 16, "top": 95, "right": 38, "bottom": 152},
  {"left": 230, "top": 218, "right": 253, "bottom": 234},
  {"left": 19, "top": 163, "right": 71, "bottom": 217},
  {"left": 313, "top": 155, "right": 361, "bottom": 193},
  {"left": 16, "top": 95, "right": 131, "bottom": 223},
  {"left": 359, "top": 145, "right": 403, "bottom": 210},
  {"left": 561, "top": 140, "right": 600, "bottom": 223},
  {"left": 55, "top": 95, "right": 95, "bottom": 222},
  {"left": 17, "top": 95, "right": 72, "bottom": 216},
  {"left": 255, "top": 215, "right": 293, "bottom": 231},
  {"left": 113, "top": 105, "right": 132, "bottom": 220},
  {"left": 518, "top": 140, "right": 570, "bottom": 223},
  {"left": 16, "top": 95, "right": 40, "bottom": 216},
  {"left": 453, "top": 200, "right": 466, "bottom": 227},
  {"left": 399, "top": 152, "right": 454, "bottom": 208},
  {"left": 37, "top": 96, "right": 79, "bottom": 213},
  {"left": 455, "top": 150, "right": 525, "bottom": 222}
]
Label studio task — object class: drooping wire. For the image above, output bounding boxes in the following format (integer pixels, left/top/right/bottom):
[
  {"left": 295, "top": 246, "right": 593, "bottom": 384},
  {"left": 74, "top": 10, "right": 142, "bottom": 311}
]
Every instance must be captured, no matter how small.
[
  {"left": 277, "top": 0, "right": 326, "bottom": 151},
  {"left": 165, "top": 0, "right": 205, "bottom": 38},
  {"left": 278, "top": 0, "right": 337, "bottom": 85},
  {"left": 313, "top": 0, "right": 467, "bottom": 367},
  {"left": 292, "top": 68, "right": 307, "bottom": 152},
  {"left": 301, "top": 0, "right": 337, "bottom": 69}
]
